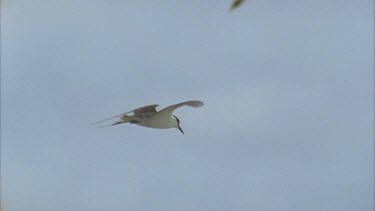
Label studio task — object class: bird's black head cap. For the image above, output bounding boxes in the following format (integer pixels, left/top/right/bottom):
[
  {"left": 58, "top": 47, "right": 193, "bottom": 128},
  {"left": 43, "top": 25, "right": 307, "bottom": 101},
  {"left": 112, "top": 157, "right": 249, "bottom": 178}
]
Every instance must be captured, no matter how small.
[{"left": 172, "top": 115, "right": 184, "bottom": 134}]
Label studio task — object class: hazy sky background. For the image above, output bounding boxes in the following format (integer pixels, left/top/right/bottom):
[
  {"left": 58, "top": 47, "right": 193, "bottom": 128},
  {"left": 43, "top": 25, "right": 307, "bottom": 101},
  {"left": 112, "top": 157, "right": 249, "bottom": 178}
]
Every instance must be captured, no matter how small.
[{"left": 1, "top": 0, "right": 374, "bottom": 210}]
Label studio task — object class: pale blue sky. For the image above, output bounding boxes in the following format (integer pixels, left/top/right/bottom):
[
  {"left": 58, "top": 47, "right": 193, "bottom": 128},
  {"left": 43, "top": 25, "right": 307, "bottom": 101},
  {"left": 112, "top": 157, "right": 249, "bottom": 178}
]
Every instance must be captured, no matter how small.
[{"left": 1, "top": 0, "right": 374, "bottom": 210}]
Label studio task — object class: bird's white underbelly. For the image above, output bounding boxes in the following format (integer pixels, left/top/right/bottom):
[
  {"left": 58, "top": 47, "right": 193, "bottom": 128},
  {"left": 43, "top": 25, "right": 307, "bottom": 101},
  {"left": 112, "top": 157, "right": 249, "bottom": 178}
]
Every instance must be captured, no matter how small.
[{"left": 136, "top": 116, "right": 174, "bottom": 129}]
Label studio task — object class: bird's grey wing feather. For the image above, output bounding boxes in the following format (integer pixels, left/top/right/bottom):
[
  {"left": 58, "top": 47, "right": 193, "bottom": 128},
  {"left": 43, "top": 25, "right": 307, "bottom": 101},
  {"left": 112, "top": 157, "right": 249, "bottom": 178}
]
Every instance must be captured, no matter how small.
[
  {"left": 157, "top": 100, "right": 204, "bottom": 115},
  {"left": 90, "top": 104, "right": 158, "bottom": 126},
  {"left": 132, "top": 104, "right": 159, "bottom": 118}
]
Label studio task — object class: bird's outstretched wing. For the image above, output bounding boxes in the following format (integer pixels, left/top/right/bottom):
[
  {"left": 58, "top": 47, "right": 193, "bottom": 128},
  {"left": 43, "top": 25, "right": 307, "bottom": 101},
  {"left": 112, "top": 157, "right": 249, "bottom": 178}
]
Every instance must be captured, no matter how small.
[
  {"left": 156, "top": 100, "right": 204, "bottom": 116},
  {"left": 90, "top": 104, "right": 159, "bottom": 127}
]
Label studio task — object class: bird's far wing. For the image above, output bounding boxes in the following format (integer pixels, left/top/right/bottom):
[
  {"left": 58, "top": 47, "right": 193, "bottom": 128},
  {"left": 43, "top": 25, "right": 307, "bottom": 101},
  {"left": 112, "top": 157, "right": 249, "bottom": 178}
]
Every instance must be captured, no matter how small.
[
  {"left": 89, "top": 104, "right": 158, "bottom": 126},
  {"left": 133, "top": 104, "right": 159, "bottom": 118},
  {"left": 230, "top": 0, "right": 245, "bottom": 11},
  {"left": 157, "top": 100, "right": 204, "bottom": 115}
]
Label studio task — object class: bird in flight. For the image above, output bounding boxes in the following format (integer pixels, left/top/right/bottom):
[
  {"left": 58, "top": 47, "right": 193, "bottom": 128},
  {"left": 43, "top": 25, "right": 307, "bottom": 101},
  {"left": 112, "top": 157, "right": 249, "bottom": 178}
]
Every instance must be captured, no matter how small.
[
  {"left": 230, "top": 0, "right": 245, "bottom": 11},
  {"left": 90, "top": 100, "right": 204, "bottom": 134}
]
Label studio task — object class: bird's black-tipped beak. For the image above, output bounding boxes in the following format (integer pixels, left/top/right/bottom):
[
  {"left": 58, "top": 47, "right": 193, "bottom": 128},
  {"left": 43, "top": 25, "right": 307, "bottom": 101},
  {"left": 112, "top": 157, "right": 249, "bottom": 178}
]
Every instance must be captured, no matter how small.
[{"left": 178, "top": 125, "right": 184, "bottom": 134}]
